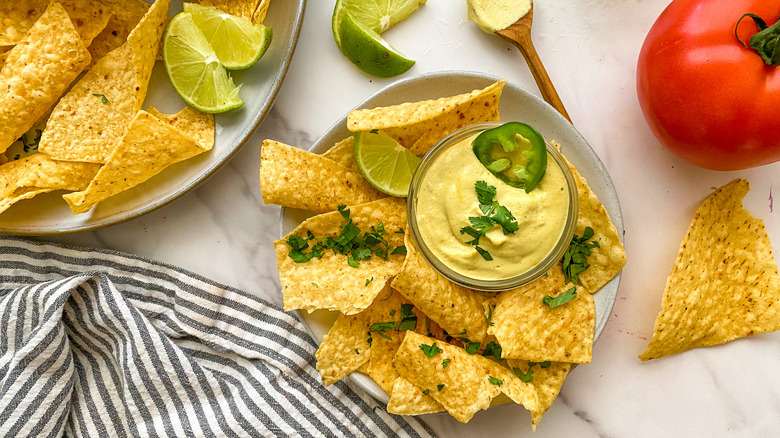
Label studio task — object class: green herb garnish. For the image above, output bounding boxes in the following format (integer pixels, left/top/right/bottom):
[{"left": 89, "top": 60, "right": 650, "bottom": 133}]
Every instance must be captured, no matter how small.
[
  {"left": 422, "top": 389, "right": 430, "bottom": 395},
  {"left": 457, "top": 338, "right": 480, "bottom": 354},
  {"left": 561, "top": 227, "right": 599, "bottom": 284},
  {"left": 512, "top": 367, "right": 534, "bottom": 382},
  {"left": 92, "top": 93, "right": 108, "bottom": 103},
  {"left": 437, "top": 384, "right": 444, "bottom": 391},
  {"left": 365, "top": 277, "right": 374, "bottom": 286},
  {"left": 481, "top": 341, "right": 503, "bottom": 362},
  {"left": 488, "top": 376, "right": 503, "bottom": 386},
  {"left": 442, "top": 358, "right": 451, "bottom": 368},
  {"left": 543, "top": 287, "right": 578, "bottom": 309},
  {"left": 397, "top": 303, "right": 418, "bottom": 331},
  {"left": 370, "top": 322, "right": 397, "bottom": 340},
  {"left": 459, "top": 181, "right": 519, "bottom": 260},
  {"left": 419, "top": 342, "right": 442, "bottom": 357}
]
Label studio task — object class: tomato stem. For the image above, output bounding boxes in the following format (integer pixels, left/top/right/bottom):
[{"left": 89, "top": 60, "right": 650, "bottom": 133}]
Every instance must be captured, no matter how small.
[{"left": 735, "top": 13, "right": 780, "bottom": 66}]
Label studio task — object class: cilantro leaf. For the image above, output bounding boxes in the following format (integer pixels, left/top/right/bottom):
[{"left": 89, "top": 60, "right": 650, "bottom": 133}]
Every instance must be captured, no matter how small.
[
  {"left": 422, "top": 389, "right": 430, "bottom": 395},
  {"left": 437, "top": 384, "right": 444, "bottom": 391},
  {"left": 475, "top": 181, "right": 496, "bottom": 204},
  {"left": 397, "top": 303, "right": 418, "bottom": 331},
  {"left": 457, "top": 338, "right": 481, "bottom": 354},
  {"left": 561, "top": 227, "right": 600, "bottom": 284},
  {"left": 481, "top": 341, "right": 503, "bottom": 362},
  {"left": 539, "top": 361, "right": 551, "bottom": 368},
  {"left": 370, "top": 322, "right": 397, "bottom": 333},
  {"left": 419, "top": 342, "right": 442, "bottom": 357},
  {"left": 442, "top": 358, "right": 451, "bottom": 368},
  {"left": 512, "top": 367, "right": 534, "bottom": 383},
  {"left": 475, "top": 246, "right": 493, "bottom": 261},
  {"left": 487, "top": 376, "right": 503, "bottom": 386},
  {"left": 543, "top": 287, "right": 578, "bottom": 309}
]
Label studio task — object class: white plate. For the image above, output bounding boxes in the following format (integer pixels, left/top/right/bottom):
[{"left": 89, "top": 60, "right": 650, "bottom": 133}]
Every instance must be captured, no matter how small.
[
  {"left": 281, "top": 70, "right": 624, "bottom": 403},
  {"left": 0, "top": 0, "right": 305, "bottom": 235}
]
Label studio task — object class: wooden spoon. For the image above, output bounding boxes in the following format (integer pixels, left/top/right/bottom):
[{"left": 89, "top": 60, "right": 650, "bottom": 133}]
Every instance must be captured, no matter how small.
[{"left": 496, "top": 3, "right": 571, "bottom": 123}]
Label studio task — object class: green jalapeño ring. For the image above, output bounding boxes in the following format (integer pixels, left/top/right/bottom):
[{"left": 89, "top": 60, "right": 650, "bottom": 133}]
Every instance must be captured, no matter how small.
[{"left": 407, "top": 122, "right": 579, "bottom": 291}]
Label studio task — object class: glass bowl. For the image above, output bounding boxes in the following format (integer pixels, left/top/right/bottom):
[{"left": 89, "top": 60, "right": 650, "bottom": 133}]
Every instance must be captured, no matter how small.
[{"left": 406, "top": 122, "right": 579, "bottom": 291}]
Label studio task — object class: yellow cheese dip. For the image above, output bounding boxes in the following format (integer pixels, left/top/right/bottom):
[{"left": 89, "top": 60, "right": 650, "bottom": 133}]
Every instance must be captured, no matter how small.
[
  {"left": 415, "top": 133, "right": 569, "bottom": 281},
  {"left": 467, "top": 0, "right": 531, "bottom": 34}
]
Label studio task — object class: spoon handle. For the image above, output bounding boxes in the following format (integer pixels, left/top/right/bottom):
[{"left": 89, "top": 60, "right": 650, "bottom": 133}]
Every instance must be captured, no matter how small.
[{"left": 498, "top": 28, "right": 572, "bottom": 123}]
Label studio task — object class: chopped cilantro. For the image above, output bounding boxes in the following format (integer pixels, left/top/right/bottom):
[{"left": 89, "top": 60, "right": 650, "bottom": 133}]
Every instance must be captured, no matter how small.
[
  {"left": 390, "top": 245, "right": 407, "bottom": 255},
  {"left": 437, "top": 384, "right": 444, "bottom": 391},
  {"left": 512, "top": 367, "right": 534, "bottom": 382},
  {"left": 347, "top": 256, "right": 360, "bottom": 268},
  {"left": 543, "top": 287, "right": 578, "bottom": 309},
  {"left": 92, "top": 93, "right": 108, "bottom": 103},
  {"left": 457, "top": 338, "right": 481, "bottom": 354},
  {"left": 365, "top": 277, "right": 374, "bottom": 286},
  {"left": 422, "top": 389, "right": 430, "bottom": 395},
  {"left": 486, "top": 304, "right": 495, "bottom": 327},
  {"left": 539, "top": 361, "right": 551, "bottom": 368},
  {"left": 459, "top": 181, "right": 519, "bottom": 259},
  {"left": 397, "top": 303, "right": 418, "bottom": 331},
  {"left": 562, "top": 227, "right": 600, "bottom": 284},
  {"left": 442, "top": 358, "right": 451, "bottom": 368},
  {"left": 355, "top": 349, "right": 360, "bottom": 354},
  {"left": 311, "top": 282, "right": 318, "bottom": 288},
  {"left": 475, "top": 246, "right": 493, "bottom": 261},
  {"left": 370, "top": 321, "right": 397, "bottom": 340},
  {"left": 394, "top": 228, "right": 405, "bottom": 234},
  {"left": 419, "top": 342, "right": 442, "bottom": 357},
  {"left": 481, "top": 341, "right": 503, "bottom": 362},
  {"left": 487, "top": 376, "right": 503, "bottom": 386},
  {"left": 389, "top": 309, "right": 396, "bottom": 316}
]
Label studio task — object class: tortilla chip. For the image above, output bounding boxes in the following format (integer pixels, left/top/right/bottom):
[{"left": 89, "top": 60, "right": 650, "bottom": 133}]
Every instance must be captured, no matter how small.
[
  {"left": 147, "top": 106, "right": 215, "bottom": 151},
  {"left": 321, "top": 136, "right": 359, "bottom": 173},
  {"left": 260, "top": 139, "right": 385, "bottom": 213},
  {"left": 559, "top": 145, "right": 626, "bottom": 292},
  {"left": 276, "top": 197, "right": 407, "bottom": 315},
  {"left": 639, "top": 179, "right": 780, "bottom": 361},
  {"left": 0, "top": 154, "right": 100, "bottom": 213},
  {"left": 347, "top": 80, "right": 504, "bottom": 155},
  {"left": 87, "top": 0, "right": 151, "bottom": 66},
  {"left": 196, "top": 0, "right": 263, "bottom": 21},
  {"left": 0, "top": 154, "right": 6, "bottom": 165},
  {"left": 62, "top": 109, "right": 207, "bottom": 214},
  {"left": 393, "top": 331, "right": 540, "bottom": 423},
  {"left": 391, "top": 236, "right": 490, "bottom": 342},
  {"left": 252, "top": 0, "right": 271, "bottom": 24},
  {"left": 0, "top": 2, "right": 91, "bottom": 154},
  {"left": 488, "top": 265, "right": 595, "bottom": 364},
  {"left": 39, "top": 0, "right": 169, "bottom": 163},
  {"left": 0, "top": 46, "right": 8, "bottom": 70},
  {"left": 506, "top": 359, "right": 571, "bottom": 430},
  {"left": 0, "top": 0, "right": 111, "bottom": 47},
  {"left": 387, "top": 377, "right": 445, "bottom": 416}
]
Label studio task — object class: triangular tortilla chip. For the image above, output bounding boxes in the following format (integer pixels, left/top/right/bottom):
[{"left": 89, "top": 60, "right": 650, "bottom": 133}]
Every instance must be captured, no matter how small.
[
  {"left": 639, "top": 179, "right": 780, "bottom": 360},
  {"left": 559, "top": 144, "right": 626, "bottom": 292},
  {"left": 321, "top": 136, "right": 359, "bottom": 173},
  {"left": 87, "top": 0, "right": 151, "bottom": 66},
  {"left": 0, "top": 0, "right": 111, "bottom": 46},
  {"left": 0, "top": 154, "right": 100, "bottom": 214},
  {"left": 488, "top": 265, "right": 595, "bottom": 364},
  {"left": 196, "top": 0, "right": 263, "bottom": 21},
  {"left": 391, "top": 236, "right": 490, "bottom": 342},
  {"left": 505, "top": 359, "right": 571, "bottom": 430},
  {"left": 276, "top": 197, "right": 407, "bottom": 315},
  {"left": 38, "top": 0, "right": 169, "bottom": 163},
  {"left": 386, "top": 377, "right": 445, "bottom": 416},
  {"left": 146, "top": 106, "right": 215, "bottom": 151},
  {"left": 347, "top": 80, "right": 504, "bottom": 155},
  {"left": 62, "top": 110, "right": 207, "bottom": 214},
  {"left": 0, "top": 2, "right": 92, "bottom": 153},
  {"left": 393, "top": 331, "right": 540, "bottom": 423},
  {"left": 260, "top": 139, "right": 385, "bottom": 213}
]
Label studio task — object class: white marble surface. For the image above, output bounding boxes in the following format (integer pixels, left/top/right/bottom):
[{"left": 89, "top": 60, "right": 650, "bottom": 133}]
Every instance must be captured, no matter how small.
[{"left": 40, "top": 0, "right": 780, "bottom": 436}]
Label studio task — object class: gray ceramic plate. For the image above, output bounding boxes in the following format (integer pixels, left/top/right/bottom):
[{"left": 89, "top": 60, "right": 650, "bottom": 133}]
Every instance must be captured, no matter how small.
[
  {"left": 0, "top": 0, "right": 305, "bottom": 235},
  {"left": 281, "top": 70, "right": 624, "bottom": 403}
]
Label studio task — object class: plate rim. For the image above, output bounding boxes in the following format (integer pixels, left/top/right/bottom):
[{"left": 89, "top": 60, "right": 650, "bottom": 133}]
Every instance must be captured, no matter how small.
[
  {"left": 0, "top": 0, "right": 307, "bottom": 236},
  {"left": 281, "top": 69, "right": 624, "bottom": 404}
]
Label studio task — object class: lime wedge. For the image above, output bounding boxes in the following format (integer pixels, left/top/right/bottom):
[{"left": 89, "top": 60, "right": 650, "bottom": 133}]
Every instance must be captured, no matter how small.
[
  {"left": 337, "top": 12, "right": 414, "bottom": 78},
  {"left": 332, "top": 0, "right": 427, "bottom": 49},
  {"left": 163, "top": 12, "right": 243, "bottom": 113},
  {"left": 354, "top": 130, "right": 422, "bottom": 197},
  {"left": 183, "top": 2, "right": 272, "bottom": 70}
]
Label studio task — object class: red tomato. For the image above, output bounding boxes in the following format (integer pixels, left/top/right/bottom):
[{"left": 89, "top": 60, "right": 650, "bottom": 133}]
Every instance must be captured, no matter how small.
[{"left": 637, "top": 0, "right": 780, "bottom": 170}]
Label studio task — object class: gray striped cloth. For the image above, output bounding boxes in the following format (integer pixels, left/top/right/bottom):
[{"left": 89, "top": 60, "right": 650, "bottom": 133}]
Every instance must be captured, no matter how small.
[{"left": 0, "top": 237, "right": 435, "bottom": 438}]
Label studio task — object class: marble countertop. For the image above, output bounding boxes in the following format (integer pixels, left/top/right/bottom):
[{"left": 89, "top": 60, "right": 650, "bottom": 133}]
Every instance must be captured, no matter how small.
[{"left": 42, "top": 0, "right": 780, "bottom": 436}]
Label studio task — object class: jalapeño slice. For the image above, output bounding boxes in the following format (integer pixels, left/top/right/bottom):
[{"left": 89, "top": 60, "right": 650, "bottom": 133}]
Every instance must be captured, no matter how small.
[{"left": 471, "top": 122, "right": 547, "bottom": 193}]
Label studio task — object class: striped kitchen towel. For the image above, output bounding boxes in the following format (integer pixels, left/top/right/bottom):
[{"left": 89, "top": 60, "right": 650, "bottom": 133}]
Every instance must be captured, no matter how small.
[{"left": 0, "top": 237, "right": 436, "bottom": 438}]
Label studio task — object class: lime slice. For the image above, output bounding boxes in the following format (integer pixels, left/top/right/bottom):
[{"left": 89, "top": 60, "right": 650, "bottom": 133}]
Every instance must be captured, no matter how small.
[
  {"left": 183, "top": 2, "right": 273, "bottom": 70},
  {"left": 332, "top": 0, "right": 427, "bottom": 49},
  {"left": 163, "top": 12, "right": 243, "bottom": 113},
  {"left": 354, "top": 129, "right": 422, "bottom": 197},
  {"left": 337, "top": 12, "right": 415, "bottom": 78}
]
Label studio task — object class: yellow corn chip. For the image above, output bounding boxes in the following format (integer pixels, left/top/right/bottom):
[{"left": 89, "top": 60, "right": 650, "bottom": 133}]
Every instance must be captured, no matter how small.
[
  {"left": 488, "top": 265, "right": 595, "bottom": 364},
  {"left": 506, "top": 359, "right": 571, "bottom": 430},
  {"left": 393, "top": 331, "right": 540, "bottom": 423},
  {"left": 0, "top": 154, "right": 7, "bottom": 165},
  {"left": 386, "top": 377, "right": 445, "bottom": 416},
  {"left": 146, "top": 106, "right": 215, "bottom": 151},
  {"left": 252, "top": 0, "right": 271, "bottom": 24},
  {"left": 0, "top": 2, "right": 91, "bottom": 154},
  {"left": 39, "top": 0, "right": 169, "bottom": 163},
  {"left": 559, "top": 146, "right": 627, "bottom": 292},
  {"left": 0, "top": 46, "right": 8, "bottom": 70},
  {"left": 62, "top": 109, "right": 207, "bottom": 214},
  {"left": 0, "top": 0, "right": 111, "bottom": 46},
  {"left": 0, "top": 154, "right": 100, "bottom": 214},
  {"left": 640, "top": 179, "right": 780, "bottom": 361},
  {"left": 87, "top": 0, "right": 151, "bottom": 66},
  {"left": 275, "top": 197, "right": 407, "bottom": 315},
  {"left": 346, "top": 80, "right": 504, "bottom": 155},
  {"left": 391, "top": 236, "right": 490, "bottom": 342},
  {"left": 321, "top": 136, "right": 359, "bottom": 174},
  {"left": 197, "top": 0, "right": 262, "bottom": 21},
  {"left": 260, "top": 140, "right": 385, "bottom": 213}
]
